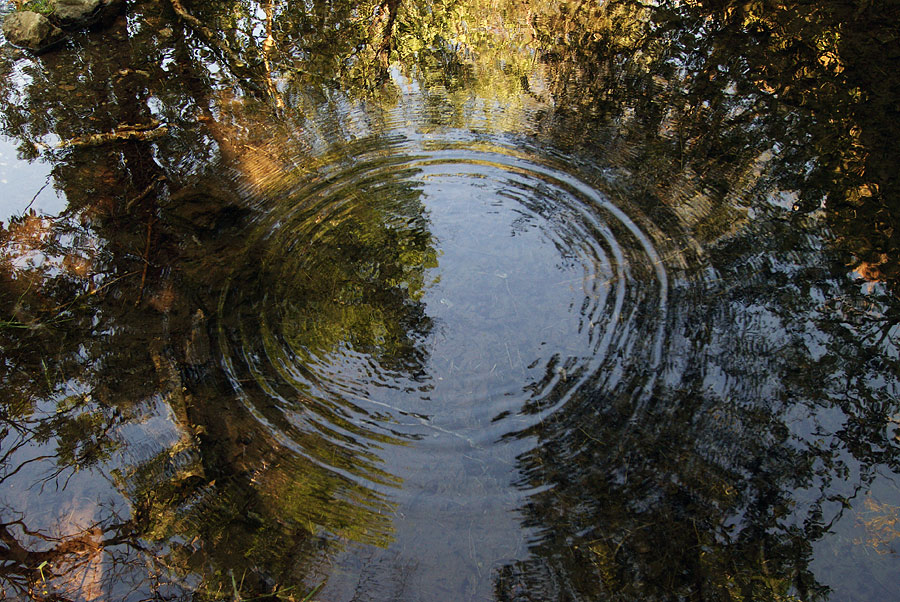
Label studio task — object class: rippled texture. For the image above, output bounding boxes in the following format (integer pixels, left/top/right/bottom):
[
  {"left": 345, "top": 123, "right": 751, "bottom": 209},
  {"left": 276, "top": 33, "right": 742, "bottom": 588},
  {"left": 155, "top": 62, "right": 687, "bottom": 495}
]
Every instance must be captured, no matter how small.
[
  {"left": 212, "top": 137, "right": 686, "bottom": 594},
  {"left": 1, "top": 0, "right": 899, "bottom": 600},
  {"left": 223, "top": 140, "right": 670, "bottom": 443}
]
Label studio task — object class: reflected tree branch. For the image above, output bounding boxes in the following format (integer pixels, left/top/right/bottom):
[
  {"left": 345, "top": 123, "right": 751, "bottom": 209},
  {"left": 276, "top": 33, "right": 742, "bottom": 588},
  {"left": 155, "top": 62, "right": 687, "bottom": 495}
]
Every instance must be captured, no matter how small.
[{"left": 167, "top": 0, "right": 264, "bottom": 95}]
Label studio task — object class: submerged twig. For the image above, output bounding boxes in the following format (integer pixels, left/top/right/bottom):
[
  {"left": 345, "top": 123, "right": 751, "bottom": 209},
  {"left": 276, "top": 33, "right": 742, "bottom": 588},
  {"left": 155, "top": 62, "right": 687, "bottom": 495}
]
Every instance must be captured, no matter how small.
[
  {"left": 125, "top": 176, "right": 166, "bottom": 212},
  {"left": 56, "top": 122, "right": 169, "bottom": 149},
  {"left": 136, "top": 216, "right": 155, "bottom": 306}
]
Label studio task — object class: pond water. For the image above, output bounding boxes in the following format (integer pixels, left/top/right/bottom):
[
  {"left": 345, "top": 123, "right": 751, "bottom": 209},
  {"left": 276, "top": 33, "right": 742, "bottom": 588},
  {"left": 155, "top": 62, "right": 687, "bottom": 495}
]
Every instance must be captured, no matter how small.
[{"left": 1, "top": 0, "right": 899, "bottom": 600}]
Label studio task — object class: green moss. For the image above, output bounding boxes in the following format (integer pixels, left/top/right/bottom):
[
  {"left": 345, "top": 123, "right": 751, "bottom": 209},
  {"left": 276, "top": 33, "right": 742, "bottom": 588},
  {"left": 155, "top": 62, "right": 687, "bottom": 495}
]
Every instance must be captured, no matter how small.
[{"left": 21, "top": 0, "right": 54, "bottom": 15}]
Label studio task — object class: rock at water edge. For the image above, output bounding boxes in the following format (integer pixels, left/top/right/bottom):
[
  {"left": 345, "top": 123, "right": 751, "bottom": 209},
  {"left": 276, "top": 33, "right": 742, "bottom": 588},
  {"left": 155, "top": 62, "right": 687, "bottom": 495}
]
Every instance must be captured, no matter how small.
[
  {"left": 2, "top": 11, "right": 65, "bottom": 51},
  {"left": 50, "top": 0, "right": 102, "bottom": 27}
]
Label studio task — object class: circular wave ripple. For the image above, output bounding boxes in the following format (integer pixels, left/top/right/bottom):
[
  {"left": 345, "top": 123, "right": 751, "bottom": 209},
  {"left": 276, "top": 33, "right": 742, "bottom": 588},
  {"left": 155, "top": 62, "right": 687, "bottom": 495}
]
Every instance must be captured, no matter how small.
[{"left": 218, "top": 137, "right": 669, "bottom": 493}]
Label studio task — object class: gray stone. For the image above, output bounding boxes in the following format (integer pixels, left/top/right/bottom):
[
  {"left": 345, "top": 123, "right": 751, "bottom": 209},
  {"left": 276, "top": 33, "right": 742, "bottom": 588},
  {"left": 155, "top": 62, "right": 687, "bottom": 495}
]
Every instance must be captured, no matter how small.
[
  {"left": 2, "top": 11, "right": 65, "bottom": 51},
  {"left": 50, "top": 0, "right": 103, "bottom": 27}
]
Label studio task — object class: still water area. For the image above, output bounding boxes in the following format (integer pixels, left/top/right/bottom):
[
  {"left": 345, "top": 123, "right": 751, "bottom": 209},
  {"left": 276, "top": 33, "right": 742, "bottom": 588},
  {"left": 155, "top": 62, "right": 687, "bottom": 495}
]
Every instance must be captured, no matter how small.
[{"left": 1, "top": 0, "right": 899, "bottom": 600}]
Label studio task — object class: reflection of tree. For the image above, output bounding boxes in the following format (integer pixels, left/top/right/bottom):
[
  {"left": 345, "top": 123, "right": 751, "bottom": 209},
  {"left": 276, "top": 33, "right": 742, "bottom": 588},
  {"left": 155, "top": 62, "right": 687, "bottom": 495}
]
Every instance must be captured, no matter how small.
[
  {"left": 1, "top": 0, "right": 898, "bottom": 599},
  {"left": 270, "top": 173, "right": 437, "bottom": 369},
  {"left": 0, "top": 2, "right": 436, "bottom": 598},
  {"left": 215, "top": 144, "right": 439, "bottom": 490},
  {"left": 489, "top": 0, "right": 900, "bottom": 599},
  {"left": 529, "top": 0, "right": 900, "bottom": 286},
  {"left": 495, "top": 215, "right": 899, "bottom": 600},
  {"left": 0, "top": 513, "right": 142, "bottom": 601}
]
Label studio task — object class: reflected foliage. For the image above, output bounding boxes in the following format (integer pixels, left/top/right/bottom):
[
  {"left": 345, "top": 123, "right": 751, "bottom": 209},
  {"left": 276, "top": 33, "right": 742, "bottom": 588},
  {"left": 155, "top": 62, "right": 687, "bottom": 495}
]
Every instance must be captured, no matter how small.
[
  {"left": 490, "top": 0, "right": 900, "bottom": 599},
  {"left": 0, "top": 0, "right": 898, "bottom": 599},
  {"left": 266, "top": 168, "right": 438, "bottom": 370}
]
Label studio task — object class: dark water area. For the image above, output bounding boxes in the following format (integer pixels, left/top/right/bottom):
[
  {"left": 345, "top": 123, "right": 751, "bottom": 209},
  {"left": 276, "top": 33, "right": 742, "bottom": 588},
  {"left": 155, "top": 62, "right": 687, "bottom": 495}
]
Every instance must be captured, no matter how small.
[{"left": 1, "top": 0, "right": 899, "bottom": 599}]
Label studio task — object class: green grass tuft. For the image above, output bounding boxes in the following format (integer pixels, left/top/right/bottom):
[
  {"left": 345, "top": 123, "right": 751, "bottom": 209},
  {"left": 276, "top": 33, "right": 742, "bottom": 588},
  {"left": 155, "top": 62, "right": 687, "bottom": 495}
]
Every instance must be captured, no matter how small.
[{"left": 20, "top": 0, "right": 55, "bottom": 15}]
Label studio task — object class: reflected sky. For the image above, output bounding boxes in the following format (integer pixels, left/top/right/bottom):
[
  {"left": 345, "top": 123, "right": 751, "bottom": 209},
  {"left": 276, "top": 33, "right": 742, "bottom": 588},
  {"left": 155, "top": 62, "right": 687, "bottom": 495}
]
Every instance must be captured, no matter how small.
[{"left": 0, "top": 135, "right": 65, "bottom": 217}]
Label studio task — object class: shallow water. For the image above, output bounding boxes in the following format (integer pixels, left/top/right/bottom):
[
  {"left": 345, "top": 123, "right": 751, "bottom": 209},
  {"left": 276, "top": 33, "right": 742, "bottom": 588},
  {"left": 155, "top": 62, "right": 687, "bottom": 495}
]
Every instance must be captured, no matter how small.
[
  {"left": 1, "top": 0, "right": 899, "bottom": 600},
  {"left": 217, "top": 137, "right": 677, "bottom": 597}
]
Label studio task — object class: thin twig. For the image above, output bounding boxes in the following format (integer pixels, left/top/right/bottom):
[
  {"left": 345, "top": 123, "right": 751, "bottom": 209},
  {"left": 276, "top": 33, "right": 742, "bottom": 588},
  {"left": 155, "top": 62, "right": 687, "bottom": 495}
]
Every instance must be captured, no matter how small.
[
  {"left": 55, "top": 125, "right": 169, "bottom": 149},
  {"left": 136, "top": 216, "right": 155, "bottom": 306},
  {"left": 22, "top": 176, "right": 52, "bottom": 215},
  {"left": 125, "top": 176, "right": 165, "bottom": 212}
]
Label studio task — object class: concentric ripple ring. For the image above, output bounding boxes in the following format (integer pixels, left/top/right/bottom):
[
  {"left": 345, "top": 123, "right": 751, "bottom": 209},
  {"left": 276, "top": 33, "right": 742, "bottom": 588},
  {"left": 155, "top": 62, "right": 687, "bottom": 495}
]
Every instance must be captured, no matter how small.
[{"left": 218, "top": 137, "right": 670, "bottom": 491}]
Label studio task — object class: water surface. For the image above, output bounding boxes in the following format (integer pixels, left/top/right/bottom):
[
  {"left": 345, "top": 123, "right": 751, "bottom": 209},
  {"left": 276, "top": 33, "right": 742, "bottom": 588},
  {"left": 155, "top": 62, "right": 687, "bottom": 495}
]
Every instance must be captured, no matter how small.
[{"left": 1, "top": 0, "right": 899, "bottom": 600}]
